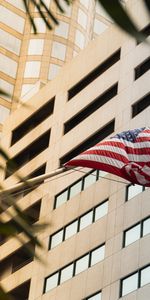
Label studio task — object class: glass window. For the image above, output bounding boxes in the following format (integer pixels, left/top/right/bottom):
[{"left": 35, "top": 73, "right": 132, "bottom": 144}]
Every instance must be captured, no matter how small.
[
  {"left": 121, "top": 272, "right": 138, "bottom": 296},
  {"left": 75, "top": 30, "right": 85, "bottom": 49},
  {"left": 24, "top": 61, "right": 41, "bottom": 78},
  {"left": 93, "top": 19, "right": 108, "bottom": 35},
  {"left": 143, "top": 218, "right": 150, "bottom": 236},
  {"left": 124, "top": 224, "right": 141, "bottom": 247},
  {"left": 127, "top": 184, "right": 143, "bottom": 201},
  {"left": 79, "top": 211, "right": 93, "bottom": 231},
  {"left": 140, "top": 266, "right": 150, "bottom": 287},
  {"left": 0, "top": 6, "right": 25, "bottom": 33},
  {"left": 50, "top": 230, "right": 63, "bottom": 249},
  {"left": 60, "top": 263, "right": 73, "bottom": 284},
  {"left": 84, "top": 171, "right": 97, "bottom": 189},
  {"left": 0, "top": 29, "right": 21, "bottom": 55},
  {"left": 48, "top": 64, "right": 61, "bottom": 80},
  {"left": 55, "top": 21, "right": 69, "bottom": 38},
  {"left": 75, "top": 254, "right": 89, "bottom": 275},
  {"left": 51, "top": 42, "right": 66, "bottom": 61},
  {"left": 77, "top": 9, "right": 87, "bottom": 29},
  {"left": 28, "top": 39, "right": 44, "bottom": 55},
  {"left": 88, "top": 292, "right": 101, "bottom": 300},
  {"left": 91, "top": 245, "right": 105, "bottom": 266},
  {"left": 55, "top": 190, "right": 68, "bottom": 208},
  {"left": 0, "top": 105, "right": 10, "bottom": 124},
  {"left": 65, "top": 220, "right": 78, "bottom": 240},
  {"left": 0, "top": 53, "right": 18, "bottom": 78},
  {"left": 69, "top": 180, "right": 82, "bottom": 198},
  {"left": 31, "top": 18, "right": 46, "bottom": 33},
  {"left": 94, "top": 201, "right": 108, "bottom": 221},
  {"left": 45, "top": 273, "right": 59, "bottom": 292}
]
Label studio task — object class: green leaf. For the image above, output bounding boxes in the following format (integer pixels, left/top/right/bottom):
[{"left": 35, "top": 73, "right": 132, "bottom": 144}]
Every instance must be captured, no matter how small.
[{"left": 98, "top": 0, "right": 148, "bottom": 43}]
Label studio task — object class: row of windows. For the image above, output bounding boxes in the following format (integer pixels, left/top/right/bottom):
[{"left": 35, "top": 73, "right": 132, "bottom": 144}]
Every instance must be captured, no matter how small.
[
  {"left": 126, "top": 184, "right": 147, "bottom": 201},
  {"left": 120, "top": 265, "right": 150, "bottom": 297},
  {"left": 50, "top": 199, "right": 108, "bottom": 249},
  {"left": 54, "top": 169, "right": 107, "bottom": 209},
  {"left": 132, "top": 92, "right": 150, "bottom": 118},
  {"left": 123, "top": 217, "right": 150, "bottom": 247},
  {"left": 135, "top": 56, "right": 150, "bottom": 80},
  {"left": 44, "top": 243, "right": 105, "bottom": 293}
]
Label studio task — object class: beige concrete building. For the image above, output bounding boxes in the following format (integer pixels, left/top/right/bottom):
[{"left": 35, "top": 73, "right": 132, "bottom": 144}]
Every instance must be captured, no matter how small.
[
  {"left": 0, "top": 0, "right": 112, "bottom": 131},
  {"left": 0, "top": 0, "right": 150, "bottom": 299}
]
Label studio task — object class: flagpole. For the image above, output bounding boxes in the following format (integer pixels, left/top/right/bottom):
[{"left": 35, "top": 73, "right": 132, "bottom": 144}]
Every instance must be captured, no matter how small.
[{"left": 0, "top": 167, "right": 67, "bottom": 196}]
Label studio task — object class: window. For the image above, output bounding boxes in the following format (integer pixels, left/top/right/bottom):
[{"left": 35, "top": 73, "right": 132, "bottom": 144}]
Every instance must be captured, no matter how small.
[
  {"left": 84, "top": 291, "right": 102, "bottom": 300},
  {"left": 0, "top": 79, "right": 14, "bottom": 102},
  {"left": 48, "top": 64, "right": 61, "bottom": 80},
  {"left": 77, "top": 9, "right": 87, "bottom": 29},
  {"left": 64, "top": 83, "right": 118, "bottom": 134},
  {"left": 0, "top": 5, "right": 25, "bottom": 33},
  {"left": 60, "top": 119, "right": 115, "bottom": 165},
  {"left": 31, "top": 18, "right": 46, "bottom": 33},
  {"left": 7, "top": 280, "right": 30, "bottom": 300},
  {"left": 24, "top": 61, "right": 41, "bottom": 78},
  {"left": 132, "top": 93, "right": 150, "bottom": 118},
  {"left": 123, "top": 217, "right": 150, "bottom": 247},
  {"left": 137, "top": 23, "right": 150, "bottom": 45},
  {"left": 28, "top": 39, "right": 44, "bottom": 55},
  {"left": 69, "top": 180, "right": 83, "bottom": 198},
  {"left": 60, "top": 263, "right": 74, "bottom": 283},
  {"left": 54, "top": 21, "right": 69, "bottom": 38},
  {"left": 83, "top": 170, "right": 97, "bottom": 189},
  {"left": 51, "top": 42, "right": 66, "bottom": 61},
  {"left": 49, "top": 199, "right": 108, "bottom": 249},
  {"left": 120, "top": 265, "right": 150, "bottom": 297},
  {"left": 68, "top": 49, "right": 120, "bottom": 100},
  {"left": 75, "top": 30, "right": 85, "bottom": 49},
  {"left": 11, "top": 97, "right": 54, "bottom": 145},
  {"left": 90, "top": 245, "right": 105, "bottom": 266},
  {"left": 6, "top": 130, "right": 50, "bottom": 177},
  {"left": 44, "top": 244, "right": 105, "bottom": 293},
  {"left": 126, "top": 184, "right": 145, "bottom": 201},
  {"left": 93, "top": 19, "right": 108, "bottom": 35},
  {"left": 0, "top": 53, "right": 18, "bottom": 78},
  {"left": 0, "top": 29, "right": 21, "bottom": 55},
  {"left": 134, "top": 57, "right": 150, "bottom": 80}
]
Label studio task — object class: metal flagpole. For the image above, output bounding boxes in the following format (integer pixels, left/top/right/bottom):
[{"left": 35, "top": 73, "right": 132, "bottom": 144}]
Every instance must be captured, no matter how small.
[{"left": 0, "top": 167, "right": 67, "bottom": 196}]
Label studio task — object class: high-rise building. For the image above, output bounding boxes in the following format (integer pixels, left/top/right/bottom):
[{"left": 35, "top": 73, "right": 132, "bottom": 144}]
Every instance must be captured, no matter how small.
[
  {"left": 0, "top": 0, "right": 111, "bottom": 130},
  {"left": 0, "top": 0, "right": 150, "bottom": 300}
]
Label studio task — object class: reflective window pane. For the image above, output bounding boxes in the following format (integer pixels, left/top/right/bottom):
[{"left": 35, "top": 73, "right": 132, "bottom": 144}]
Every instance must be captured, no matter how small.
[
  {"left": 140, "top": 266, "right": 150, "bottom": 287},
  {"left": 60, "top": 263, "right": 74, "bottom": 284},
  {"left": 65, "top": 221, "right": 78, "bottom": 240},
  {"left": 45, "top": 273, "right": 59, "bottom": 292},
  {"left": 143, "top": 218, "right": 150, "bottom": 236},
  {"left": 95, "top": 201, "right": 108, "bottom": 221},
  {"left": 75, "top": 254, "right": 89, "bottom": 275},
  {"left": 124, "top": 224, "right": 140, "bottom": 246},
  {"left": 127, "top": 184, "right": 143, "bottom": 200},
  {"left": 55, "top": 190, "right": 68, "bottom": 208},
  {"left": 122, "top": 273, "right": 138, "bottom": 296},
  {"left": 50, "top": 230, "right": 63, "bottom": 249},
  {"left": 69, "top": 180, "right": 82, "bottom": 198},
  {"left": 79, "top": 211, "right": 93, "bottom": 231},
  {"left": 88, "top": 292, "right": 101, "bottom": 300},
  {"left": 91, "top": 245, "right": 105, "bottom": 266},
  {"left": 84, "top": 171, "right": 97, "bottom": 189}
]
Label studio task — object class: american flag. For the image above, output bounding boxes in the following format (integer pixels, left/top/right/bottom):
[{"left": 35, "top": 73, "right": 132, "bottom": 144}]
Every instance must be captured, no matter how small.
[{"left": 65, "top": 127, "right": 150, "bottom": 187}]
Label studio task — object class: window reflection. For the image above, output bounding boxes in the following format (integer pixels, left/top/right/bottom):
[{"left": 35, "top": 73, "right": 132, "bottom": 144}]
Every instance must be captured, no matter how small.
[{"left": 122, "top": 273, "right": 138, "bottom": 296}]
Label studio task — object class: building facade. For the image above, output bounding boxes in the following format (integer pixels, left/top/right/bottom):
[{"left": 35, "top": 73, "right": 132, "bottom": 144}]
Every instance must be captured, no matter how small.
[
  {"left": 0, "top": 0, "right": 150, "bottom": 299},
  {"left": 0, "top": 0, "right": 111, "bottom": 130}
]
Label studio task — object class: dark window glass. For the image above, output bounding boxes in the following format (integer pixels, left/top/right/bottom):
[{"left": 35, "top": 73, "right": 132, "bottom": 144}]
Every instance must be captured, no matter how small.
[
  {"left": 60, "top": 119, "right": 115, "bottom": 165},
  {"left": 11, "top": 97, "right": 55, "bottom": 145},
  {"left": 64, "top": 83, "right": 118, "bottom": 134},
  {"left": 8, "top": 280, "right": 30, "bottom": 300},
  {"left": 135, "top": 57, "right": 150, "bottom": 80},
  {"left": 132, "top": 93, "right": 150, "bottom": 118},
  {"left": 6, "top": 130, "right": 50, "bottom": 178},
  {"left": 68, "top": 49, "right": 120, "bottom": 100}
]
